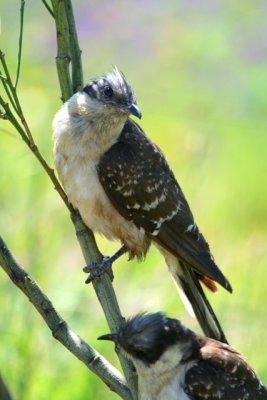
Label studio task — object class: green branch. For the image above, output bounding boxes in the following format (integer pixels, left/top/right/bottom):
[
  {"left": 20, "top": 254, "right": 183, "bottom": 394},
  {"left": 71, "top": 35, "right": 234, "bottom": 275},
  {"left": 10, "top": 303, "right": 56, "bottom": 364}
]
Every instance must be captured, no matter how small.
[
  {"left": 0, "top": 51, "right": 70, "bottom": 209},
  {"left": 64, "top": 0, "right": 84, "bottom": 92},
  {"left": 15, "top": 0, "right": 25, "bottom": 88},
  {"left": 41, "top": 0, "right": 54, "bottom": 18},
  {"left": 51, "top": 0, "right": 72, "bottom": 101}
]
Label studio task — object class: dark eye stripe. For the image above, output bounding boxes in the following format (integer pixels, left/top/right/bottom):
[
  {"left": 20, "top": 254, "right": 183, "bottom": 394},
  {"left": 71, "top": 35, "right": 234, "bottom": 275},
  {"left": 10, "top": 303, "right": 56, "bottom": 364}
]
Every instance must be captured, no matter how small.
[{"left": 82, "top": 84, "right": 97, "bottom": 98}]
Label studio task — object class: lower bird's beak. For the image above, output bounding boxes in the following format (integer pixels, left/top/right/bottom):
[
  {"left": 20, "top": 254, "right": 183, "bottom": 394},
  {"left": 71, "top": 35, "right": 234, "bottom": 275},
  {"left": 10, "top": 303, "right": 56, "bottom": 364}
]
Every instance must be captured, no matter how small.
[
  {"left": 128, "top": 103, "right": 142, "bottom": 119},
  {"left": 98, "top": 333, "right": 119, "bottom": 342}
]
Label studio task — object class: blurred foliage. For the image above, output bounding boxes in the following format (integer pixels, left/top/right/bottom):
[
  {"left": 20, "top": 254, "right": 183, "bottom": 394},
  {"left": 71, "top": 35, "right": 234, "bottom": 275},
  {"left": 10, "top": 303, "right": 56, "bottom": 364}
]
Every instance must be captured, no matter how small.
[{"left": 1, "top": 1, "right": 267, "bottom": 399}]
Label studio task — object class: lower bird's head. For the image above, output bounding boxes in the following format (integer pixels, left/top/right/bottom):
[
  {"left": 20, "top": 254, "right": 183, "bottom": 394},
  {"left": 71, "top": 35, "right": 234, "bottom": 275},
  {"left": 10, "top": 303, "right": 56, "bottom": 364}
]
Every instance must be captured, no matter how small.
[
  {"left": 75, "top": 66, "right": 142, "bottom": 121},
  {"left": 98, "top": 312, "right": 194, "bottom": 366}
]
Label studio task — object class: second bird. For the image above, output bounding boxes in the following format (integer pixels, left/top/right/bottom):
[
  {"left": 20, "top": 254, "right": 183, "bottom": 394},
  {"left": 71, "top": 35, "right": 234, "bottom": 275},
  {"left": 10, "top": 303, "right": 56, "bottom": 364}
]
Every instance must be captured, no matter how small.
[{"left": 53, "top": 67, "right": 232, "bottom": 342}]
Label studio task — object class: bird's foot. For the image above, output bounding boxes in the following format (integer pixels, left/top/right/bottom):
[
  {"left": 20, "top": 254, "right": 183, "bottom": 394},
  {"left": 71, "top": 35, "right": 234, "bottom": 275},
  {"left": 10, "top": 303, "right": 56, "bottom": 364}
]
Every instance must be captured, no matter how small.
[
  {"left": 83, "top": 246, "right": 127, "bottom": 284},
  {"left": 83, "top": 257, "right": 114, "bottom": 283}
]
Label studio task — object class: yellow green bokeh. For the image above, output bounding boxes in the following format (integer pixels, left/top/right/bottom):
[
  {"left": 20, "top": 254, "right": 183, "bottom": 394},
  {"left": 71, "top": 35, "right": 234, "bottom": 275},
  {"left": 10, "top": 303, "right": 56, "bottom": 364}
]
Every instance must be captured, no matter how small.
[{"left": 1, "top": 1, "right": 267, "bottom": 399}]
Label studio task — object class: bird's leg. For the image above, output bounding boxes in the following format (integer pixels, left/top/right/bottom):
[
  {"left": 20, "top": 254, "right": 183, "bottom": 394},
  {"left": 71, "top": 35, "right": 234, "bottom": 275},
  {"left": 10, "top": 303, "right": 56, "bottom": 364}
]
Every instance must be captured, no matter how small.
[{"left": 83, "top": 245, "right": 127, "bottom": 284}]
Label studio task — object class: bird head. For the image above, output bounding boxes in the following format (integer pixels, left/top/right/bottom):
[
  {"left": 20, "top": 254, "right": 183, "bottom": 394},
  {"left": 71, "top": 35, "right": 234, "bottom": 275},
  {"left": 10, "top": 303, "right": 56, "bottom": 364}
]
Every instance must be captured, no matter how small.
[
  {"left": 98, "top": 312, "right": 191, "bottom": 365},
  {"left": 81, "top": 66, "right": 142, "bottom": 120}
]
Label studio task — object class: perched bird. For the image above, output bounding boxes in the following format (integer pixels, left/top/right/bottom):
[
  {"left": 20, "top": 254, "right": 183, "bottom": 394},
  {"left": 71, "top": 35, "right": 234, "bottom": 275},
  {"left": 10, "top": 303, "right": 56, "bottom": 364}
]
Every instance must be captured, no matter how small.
[
  {"left": 53, "top": 67, "right": 232, "bottom": 342},
  {"left": 99, "top": 312, "right": 267, "bottom": 400}
]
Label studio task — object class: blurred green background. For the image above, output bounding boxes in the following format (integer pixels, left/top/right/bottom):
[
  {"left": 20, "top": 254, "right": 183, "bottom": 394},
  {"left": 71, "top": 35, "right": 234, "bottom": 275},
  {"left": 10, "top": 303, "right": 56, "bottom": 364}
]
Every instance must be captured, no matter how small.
[{"left": 1, "top": 1, "right": 267, "bottom": 398}]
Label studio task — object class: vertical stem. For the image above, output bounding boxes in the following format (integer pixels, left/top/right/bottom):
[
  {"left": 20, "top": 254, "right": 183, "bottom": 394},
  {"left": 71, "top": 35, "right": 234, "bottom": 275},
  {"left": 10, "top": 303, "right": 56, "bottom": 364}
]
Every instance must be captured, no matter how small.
[
  {"left": 71, "top": 211, "right": 137, "bottom": 399},
  {"left": 64, "top": 0, "right": 84, "bottom": 92},
  {"left": 15, "top": 0, "right": 26, "bottom": 88},
  {"left": 51, "top": 0, "right": 72, "bottom": 101}
]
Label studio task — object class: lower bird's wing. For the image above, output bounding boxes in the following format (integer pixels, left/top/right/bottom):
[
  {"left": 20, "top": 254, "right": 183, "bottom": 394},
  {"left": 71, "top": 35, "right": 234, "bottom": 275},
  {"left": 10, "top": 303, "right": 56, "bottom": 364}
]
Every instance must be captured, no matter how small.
[{"left": 185, "top": 339, "right": 267, "bottom": 399}]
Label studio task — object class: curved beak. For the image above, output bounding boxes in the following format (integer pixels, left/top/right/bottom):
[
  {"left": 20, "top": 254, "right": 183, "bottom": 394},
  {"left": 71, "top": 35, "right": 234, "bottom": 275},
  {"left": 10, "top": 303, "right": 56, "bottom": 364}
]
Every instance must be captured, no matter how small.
[
  {"left": 98, "top": 333, "right": 119, "bottom": 342},
  {"left": 128, "top": 103, "right": 142, "bottom": 119}
]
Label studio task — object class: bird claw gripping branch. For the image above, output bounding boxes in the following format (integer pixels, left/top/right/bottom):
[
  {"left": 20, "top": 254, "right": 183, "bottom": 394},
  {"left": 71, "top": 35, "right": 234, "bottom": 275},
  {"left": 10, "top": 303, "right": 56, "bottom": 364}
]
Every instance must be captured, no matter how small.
[{"left": 83, "top": 245, "right": 127, "bottom": 283}]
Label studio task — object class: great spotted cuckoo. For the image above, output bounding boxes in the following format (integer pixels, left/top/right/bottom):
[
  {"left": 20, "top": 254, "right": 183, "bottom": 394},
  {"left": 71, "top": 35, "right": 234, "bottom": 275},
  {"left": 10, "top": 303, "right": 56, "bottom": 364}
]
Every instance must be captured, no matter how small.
[
  {"left": 53, "top": 67, "right": 232, "bottom": 342},
  {"left": 99, "top": 312, "right": 267, "bottom": 400}
]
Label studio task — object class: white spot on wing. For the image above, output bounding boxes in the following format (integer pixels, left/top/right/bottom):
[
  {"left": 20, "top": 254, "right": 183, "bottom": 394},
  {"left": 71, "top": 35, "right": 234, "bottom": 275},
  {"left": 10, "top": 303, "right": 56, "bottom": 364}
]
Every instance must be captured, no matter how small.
[{"left": 185, "top": 223, "right": 196, "bottom": 233}]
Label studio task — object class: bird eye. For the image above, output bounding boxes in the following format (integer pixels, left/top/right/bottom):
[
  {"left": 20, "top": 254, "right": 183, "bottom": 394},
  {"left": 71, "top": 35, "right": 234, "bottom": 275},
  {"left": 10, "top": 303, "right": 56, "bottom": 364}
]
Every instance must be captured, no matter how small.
[{"left": 103, "top": 86, "right": 113, "bottom": 98}]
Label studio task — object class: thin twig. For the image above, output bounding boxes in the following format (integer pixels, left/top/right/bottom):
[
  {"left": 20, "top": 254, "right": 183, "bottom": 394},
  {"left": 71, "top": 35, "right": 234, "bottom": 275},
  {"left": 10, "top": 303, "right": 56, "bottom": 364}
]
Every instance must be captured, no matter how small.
[
  {"left": 0, "top": 96, "right": 29, "bottom": 143},
  {"left": 15, "top": 0, "right": 25, "bottom": 88},
  {"left": 0, "top": 52, "right": 70, "bottom": 209},
  {"left": 0, "top": 71, "right": 8, "bottom": 81},
  {"left": 0, "top": 51, "right": 23, "bottom": 117},
  {"left": 0, "top": 74, "right": 20, "bottom": 115},
  {"left": 0, "top": 236, "right": 131, "bottom": 400},
  {"left": 41, "top": 0, "right": 55, "bottom": 18},
  {"left": 0, "top": 51, "right": 35, "bottom": 146}
]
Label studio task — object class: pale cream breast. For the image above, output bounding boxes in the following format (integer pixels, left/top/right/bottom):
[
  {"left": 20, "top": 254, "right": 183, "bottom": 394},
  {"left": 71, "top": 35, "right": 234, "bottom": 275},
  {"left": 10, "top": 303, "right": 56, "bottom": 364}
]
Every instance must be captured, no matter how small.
[
  {"left": 53, "top": 98, "right": 149, "bottom": 259},
  {"left": 56, "top": 152, "right": 148, "bottom": 259},
  {"left": 136, "top": 345, "right": 195, "bottom": 400}
]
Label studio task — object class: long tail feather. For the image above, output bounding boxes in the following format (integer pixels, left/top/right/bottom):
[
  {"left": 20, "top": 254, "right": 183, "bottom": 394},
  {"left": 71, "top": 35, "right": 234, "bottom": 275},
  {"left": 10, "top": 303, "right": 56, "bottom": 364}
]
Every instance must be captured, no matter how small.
[{"left": 167, "top": 257, "right": 228, "bottom": 344}]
